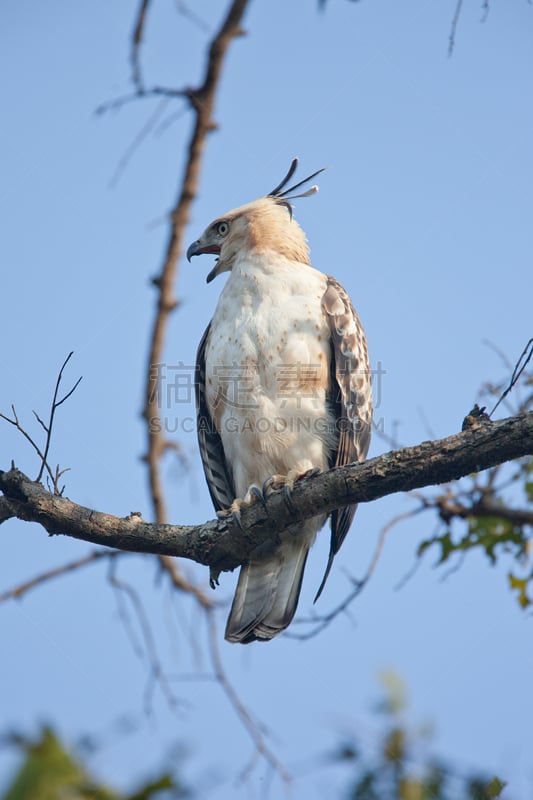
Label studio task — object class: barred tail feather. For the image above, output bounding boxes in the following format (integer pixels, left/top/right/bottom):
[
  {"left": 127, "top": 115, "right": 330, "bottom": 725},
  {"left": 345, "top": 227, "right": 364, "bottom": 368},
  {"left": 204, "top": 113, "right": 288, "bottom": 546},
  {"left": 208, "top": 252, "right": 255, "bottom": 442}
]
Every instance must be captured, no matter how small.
[{"left": 225, "top": 538, "right": 310, "bottom": 644}]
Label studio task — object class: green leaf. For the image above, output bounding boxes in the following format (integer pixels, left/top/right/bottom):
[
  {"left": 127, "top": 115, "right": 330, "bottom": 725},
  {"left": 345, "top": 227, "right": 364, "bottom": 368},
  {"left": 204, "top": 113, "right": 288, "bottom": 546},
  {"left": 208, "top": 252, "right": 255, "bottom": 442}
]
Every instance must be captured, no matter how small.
[
  {"left": 417, "top": 532, "right": 456, "bottom": 564},
  {"left": 508, "top": 572, "right": 531, "bottom": 609},
  {"left": 486, "top": 776, "right": 507, "bottom": 798}
]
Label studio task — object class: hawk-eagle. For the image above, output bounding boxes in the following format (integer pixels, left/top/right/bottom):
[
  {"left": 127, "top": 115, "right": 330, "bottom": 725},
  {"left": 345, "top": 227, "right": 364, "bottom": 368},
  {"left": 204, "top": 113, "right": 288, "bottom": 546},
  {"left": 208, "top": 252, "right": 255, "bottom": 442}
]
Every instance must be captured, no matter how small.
[{"left": 187, "top": 160, "right": 372, "bottom": 643}]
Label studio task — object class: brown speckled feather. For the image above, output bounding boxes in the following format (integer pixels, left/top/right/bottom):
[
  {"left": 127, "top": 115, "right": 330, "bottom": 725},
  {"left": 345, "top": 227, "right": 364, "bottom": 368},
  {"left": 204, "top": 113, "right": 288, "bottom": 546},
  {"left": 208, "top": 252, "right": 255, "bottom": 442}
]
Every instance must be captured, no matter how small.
[
  {"left": 188, "top": 163, "right": 372, "bottom": 642},
  {"left": 315, "top": 277, "right": 373, "bottom": 601}
]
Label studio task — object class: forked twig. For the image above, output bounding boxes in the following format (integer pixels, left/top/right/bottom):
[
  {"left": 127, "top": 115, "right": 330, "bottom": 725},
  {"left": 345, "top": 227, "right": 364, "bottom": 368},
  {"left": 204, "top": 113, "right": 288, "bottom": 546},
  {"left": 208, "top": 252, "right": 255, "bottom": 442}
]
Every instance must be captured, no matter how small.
[
  {"left": 35, "top": 352, "right": 82, "bottom": 483},
  {"left": 0, "top": 352, "right": 81, "bottom": 493},
  {"left": 490, "top": 338, "right": 533, "bottom": 418},
  {"left": 0, "top": 406, "right": 54, "bottom": 484}
]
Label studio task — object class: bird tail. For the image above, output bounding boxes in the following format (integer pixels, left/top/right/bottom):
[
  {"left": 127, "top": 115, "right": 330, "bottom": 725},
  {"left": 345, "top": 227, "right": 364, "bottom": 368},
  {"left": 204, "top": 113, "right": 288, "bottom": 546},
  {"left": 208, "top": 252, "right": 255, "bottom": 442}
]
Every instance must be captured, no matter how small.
[{"left": 225, "top": 537, "right": 310, "bottom": 644}]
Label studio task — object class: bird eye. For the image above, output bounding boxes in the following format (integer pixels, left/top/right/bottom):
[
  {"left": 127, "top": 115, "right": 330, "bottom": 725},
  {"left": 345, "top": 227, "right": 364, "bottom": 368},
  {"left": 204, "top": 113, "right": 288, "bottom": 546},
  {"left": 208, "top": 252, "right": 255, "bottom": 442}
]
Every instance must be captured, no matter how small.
[{"left": 217, "top": 221, "right": 229, "bottom": 237}]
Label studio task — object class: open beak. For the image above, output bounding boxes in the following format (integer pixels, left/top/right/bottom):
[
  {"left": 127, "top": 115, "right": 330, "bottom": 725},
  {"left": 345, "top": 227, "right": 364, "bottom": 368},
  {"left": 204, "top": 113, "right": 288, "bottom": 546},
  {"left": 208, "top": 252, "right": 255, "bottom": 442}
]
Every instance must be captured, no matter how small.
[{"left": 186, "top": 240, "right": 220, "bottom": 262}]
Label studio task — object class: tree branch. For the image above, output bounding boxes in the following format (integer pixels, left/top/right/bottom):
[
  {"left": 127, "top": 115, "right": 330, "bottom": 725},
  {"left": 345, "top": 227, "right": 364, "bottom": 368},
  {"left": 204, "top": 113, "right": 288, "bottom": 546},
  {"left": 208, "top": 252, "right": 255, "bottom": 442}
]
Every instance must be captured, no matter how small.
[
  {"left": 0, "top": 550, "right": 126, "bottom": 603},
  {"left": 142, "top": 0, "right": 249, "bottom": 525},
  {"left": 2, "top": 411, "right": 532, "bottom": 578},
  {"left": 430, "top": 494, "right": 533, "bottom": 528},
  {"left": 131, "top": 0, "right": 152, "bottom": 90}
]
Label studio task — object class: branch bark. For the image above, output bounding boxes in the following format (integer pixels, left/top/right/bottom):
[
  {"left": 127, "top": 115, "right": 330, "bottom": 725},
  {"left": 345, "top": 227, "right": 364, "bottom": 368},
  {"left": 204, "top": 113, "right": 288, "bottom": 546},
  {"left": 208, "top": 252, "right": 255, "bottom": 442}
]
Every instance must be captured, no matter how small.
[{"left": 2, "top": 411, "right": 532, "bottom": 577}]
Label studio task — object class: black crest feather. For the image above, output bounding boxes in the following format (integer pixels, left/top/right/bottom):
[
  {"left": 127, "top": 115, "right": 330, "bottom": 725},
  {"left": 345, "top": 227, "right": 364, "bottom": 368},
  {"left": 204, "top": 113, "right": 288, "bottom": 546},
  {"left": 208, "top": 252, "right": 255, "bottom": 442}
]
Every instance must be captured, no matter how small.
[{"left": 268, "top": 158, "right": 327, "bottom": 201}]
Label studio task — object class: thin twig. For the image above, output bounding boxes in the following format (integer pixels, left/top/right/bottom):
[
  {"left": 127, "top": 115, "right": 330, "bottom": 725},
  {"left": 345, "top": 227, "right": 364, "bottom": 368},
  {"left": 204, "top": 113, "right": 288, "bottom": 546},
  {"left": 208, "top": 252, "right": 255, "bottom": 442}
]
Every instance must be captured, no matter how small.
[
  {"left": 109, "top": 98, "right": 170, "bottom": 188},
  {"left": 0, "top": 406, "right": 54, "bottom": 484},
  {"left": 95, "top": 86, "right": 191, "bottom": 116},
  {"left": 288, "top": 507, "right": 424, "bottom": 640},
  {"left": 483, "top": 339, "right": 515, "bottom": 372},
  {"left": 449, "top": 0, "right": 464, "bottom": 56},
  {"left": 0, "top": 550, "right": 125, "bottom": 603},
  {"left": 490, "top": 338, "right": 533, "bottom": 418},
  {"left": 108, "top": 560, "right": 182, "bottom": 715},
  {"left": 205, "top": 610, "right": 291, "bottom": 786},
  {"left": 131, "top": 0, "right": 152, "bottom": 91},
  {"left": 158, "top": 553, "right": 213, "bottom": 608},
  {"left": 36, "top": 352, "right": 82, "bottom": 485},
  {"left": 154, "top": 105, "right": 189, "bottom": 137},
  {"left": 176, "top": 1, "right": 211, "bottom": 33}
]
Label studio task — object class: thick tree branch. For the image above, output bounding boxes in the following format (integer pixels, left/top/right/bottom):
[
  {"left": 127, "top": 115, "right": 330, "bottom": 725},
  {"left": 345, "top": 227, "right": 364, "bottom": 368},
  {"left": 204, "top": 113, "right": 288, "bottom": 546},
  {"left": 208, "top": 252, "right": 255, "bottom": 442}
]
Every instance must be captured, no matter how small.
[{"left": 2, "top": 411, "right": 532, "bottom": 577}]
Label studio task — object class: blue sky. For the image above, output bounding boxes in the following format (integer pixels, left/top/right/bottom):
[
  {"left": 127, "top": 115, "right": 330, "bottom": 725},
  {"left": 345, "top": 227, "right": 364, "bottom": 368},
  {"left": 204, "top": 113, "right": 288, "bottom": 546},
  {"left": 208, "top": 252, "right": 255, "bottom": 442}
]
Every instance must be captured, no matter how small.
[{"left": 1, "top": 1, "right": 532, "bottom": 797}]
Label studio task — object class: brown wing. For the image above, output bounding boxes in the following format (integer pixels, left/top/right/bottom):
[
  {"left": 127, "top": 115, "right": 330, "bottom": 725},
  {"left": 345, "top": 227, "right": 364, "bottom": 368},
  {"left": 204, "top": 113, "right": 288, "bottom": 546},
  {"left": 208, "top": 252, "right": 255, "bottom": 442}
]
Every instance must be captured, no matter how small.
[
  {"left": 314, "top": 276, "right": 373, "bottom": 601},
  {"left": 195, "top": 323, "right": 235, "bottom": 512}
]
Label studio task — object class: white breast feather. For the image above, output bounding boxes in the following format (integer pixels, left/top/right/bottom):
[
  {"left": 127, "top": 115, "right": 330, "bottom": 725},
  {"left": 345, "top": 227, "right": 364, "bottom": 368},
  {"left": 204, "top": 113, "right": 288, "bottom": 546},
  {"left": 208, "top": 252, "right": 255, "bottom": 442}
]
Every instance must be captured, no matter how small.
[{"left": 205, "top": 252, "right": 334, "bottom": 497}]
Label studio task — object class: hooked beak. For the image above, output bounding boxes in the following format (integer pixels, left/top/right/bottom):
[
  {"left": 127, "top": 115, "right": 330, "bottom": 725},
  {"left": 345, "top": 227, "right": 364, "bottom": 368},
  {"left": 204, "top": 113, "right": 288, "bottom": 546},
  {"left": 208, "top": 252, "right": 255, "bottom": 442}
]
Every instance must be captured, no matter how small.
[{"left": 186, "top": 240, "right": 220, "bottom": 262}]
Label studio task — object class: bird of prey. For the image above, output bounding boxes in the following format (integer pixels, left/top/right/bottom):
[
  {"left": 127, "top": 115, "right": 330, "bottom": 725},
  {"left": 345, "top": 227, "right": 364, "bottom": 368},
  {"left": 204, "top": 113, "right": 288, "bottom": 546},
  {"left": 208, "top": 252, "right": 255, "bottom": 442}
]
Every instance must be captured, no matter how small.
[{"left": 187, "top": 159, "right": 372, "bottom": 643}]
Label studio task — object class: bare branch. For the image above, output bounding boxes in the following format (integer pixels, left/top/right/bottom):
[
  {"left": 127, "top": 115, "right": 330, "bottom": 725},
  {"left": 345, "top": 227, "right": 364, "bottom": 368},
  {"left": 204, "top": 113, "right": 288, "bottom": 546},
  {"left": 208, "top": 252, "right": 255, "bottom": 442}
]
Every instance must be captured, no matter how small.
[
  {"left": 96, "top": 0, "right": 250, "bottom": 604},
  {"left": 205, "top": 610, "right": 291, "bottom": 785},
  {"left": 1, "top": 355, "right": 81, "bottom": 494},
  {"left": 1, "top": 411, "right": 532, "bottom": 576},
  {"left": 429, "top": 493, "right": 533, "bottom": 529},
  {"left": 35, "top": 352, "right": 82, "bottom": 486},
  {"left": 176, "top": 1, "right": 211, "bottom": 33},
  {"left": 288, "top": 507, "right": 425, "bottom": 640},
  {"left": 490, "top": 337, "right": 533, "bottom": 417},
  {"left": 108, "top": 560, "right": 181, "bottom": 714},
  {"left": 131, "top": 0, "right": 152, "bottom": 90},
  {"left": 449, "top": 0, "right": 464, "bottom": 56},
  {"left": 142, "top": 0, "right": 249, "bottom": 526},
  {"left": 157, "top": 554, "right": 212, "bottom": 608},
  {"left": 0, "top": 407, "right": 54, "bottom": 484},
  {"left": 0, "top": 550, "right": 126, "bottom": 603},
  {"left": 109, "top": 98, "right": 170, "bottom": 188},
  {"left": 95, "top": 86, "right": 191, "bottom": 116}
]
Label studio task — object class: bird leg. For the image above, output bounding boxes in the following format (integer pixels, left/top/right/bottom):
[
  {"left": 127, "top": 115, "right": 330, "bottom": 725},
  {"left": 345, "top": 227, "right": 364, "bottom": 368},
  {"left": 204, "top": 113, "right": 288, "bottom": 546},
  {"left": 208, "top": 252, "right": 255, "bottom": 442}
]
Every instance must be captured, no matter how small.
[
  {"left": 263, "top": 467, "right": 322, "bottom": 512},
  {"left": 216, "top": 483, "right": 267, "bottom": 527},
  {"left": 217, "top": 468, "right": 321, "bottom": 525}
]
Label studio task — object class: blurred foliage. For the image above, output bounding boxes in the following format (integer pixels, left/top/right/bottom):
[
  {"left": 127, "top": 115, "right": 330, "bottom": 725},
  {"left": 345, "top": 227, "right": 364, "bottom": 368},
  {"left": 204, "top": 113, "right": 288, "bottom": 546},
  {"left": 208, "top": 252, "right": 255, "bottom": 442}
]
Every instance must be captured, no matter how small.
[
  {"left": 417, "top": 456, "right": 533, "bottom": 611},
  {"left": 410, "top": 354, "right": 533, "bottom": 610},
  {"left": 1, "top": 726, "right": 188, "bottom": 800},
  {"left": 0, "top": 687, "right": 516, "bottom": 799},
  {"left": 337, "top": 673, "right": 508, "bottom": 800}
]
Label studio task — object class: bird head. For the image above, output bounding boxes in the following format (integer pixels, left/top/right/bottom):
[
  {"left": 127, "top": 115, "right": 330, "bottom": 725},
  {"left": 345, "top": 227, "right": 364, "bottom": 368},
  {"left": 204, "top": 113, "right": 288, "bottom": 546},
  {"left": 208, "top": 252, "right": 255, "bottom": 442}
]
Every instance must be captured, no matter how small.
[{"left": 186, "top": 159, "right": 326, "bottom": 283}]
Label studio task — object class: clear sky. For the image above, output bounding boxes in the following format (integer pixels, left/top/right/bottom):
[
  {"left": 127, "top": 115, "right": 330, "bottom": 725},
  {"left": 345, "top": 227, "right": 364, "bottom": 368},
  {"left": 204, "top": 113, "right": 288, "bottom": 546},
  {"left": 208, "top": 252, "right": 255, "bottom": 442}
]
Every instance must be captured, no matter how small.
[{"left": 1, "top": 1, "right": 532, "bottom": 798}]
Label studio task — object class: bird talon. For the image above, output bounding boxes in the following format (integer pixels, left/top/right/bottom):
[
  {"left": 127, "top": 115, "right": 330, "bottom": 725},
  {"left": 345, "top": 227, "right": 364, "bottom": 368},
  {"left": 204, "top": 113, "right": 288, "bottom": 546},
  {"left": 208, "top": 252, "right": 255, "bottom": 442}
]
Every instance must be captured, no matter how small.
[
  {"left": 262, "top": 476, "right": 274, "bottom": 496},
  {"left": 283, "top": 484, "right": 297, "bottom": 512},
  {"left": 262, "top": 474, "right": 285, "bottom": 496},
  {"left": 232, "top": 509, "right": 243, "bottom": 529},
  {"left": 250, "top": 485, "right": 267, "bottom": 509}
]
